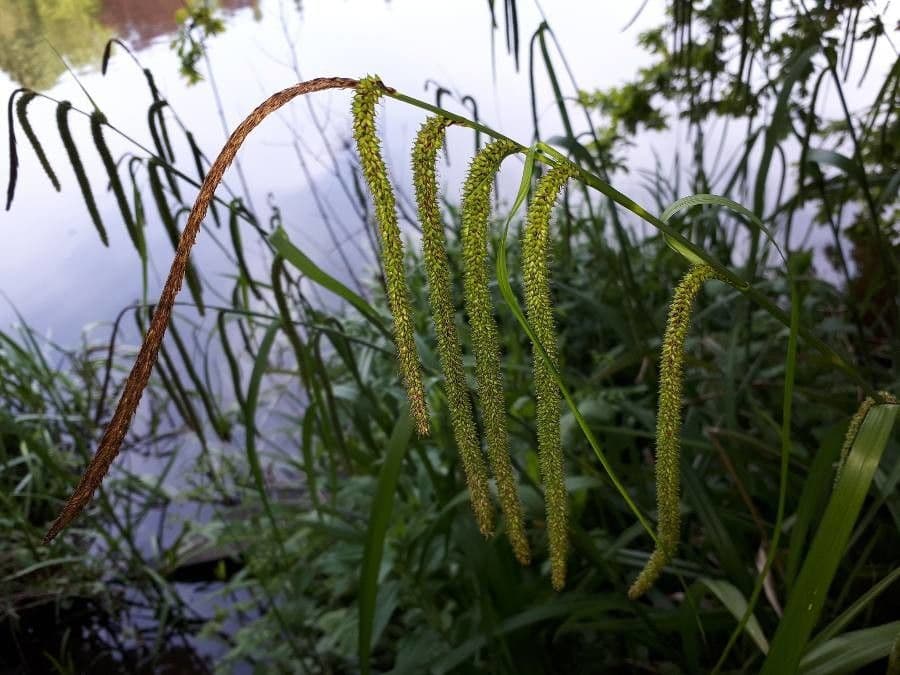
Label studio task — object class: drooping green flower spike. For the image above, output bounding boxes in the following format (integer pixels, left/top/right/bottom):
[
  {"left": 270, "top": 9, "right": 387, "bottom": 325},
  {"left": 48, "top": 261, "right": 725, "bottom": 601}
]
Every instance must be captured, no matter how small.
[
  {"left": 412, "top": 116, "right": 495, "bottom": 536},
  {"left": 461, "top": 139, "right": 531, "bottom": 565},
  {"left": 834, "top": 391, "right": 898, "bottom": 485},
  {"left": 521, "top": 164, "right": 575, "bottom": 591},
  {"left": 628, "top": 263, "right": 719, "bottom": 600},
  {"left": 352, "top": 76, "right": 430, "bottom": 437}
]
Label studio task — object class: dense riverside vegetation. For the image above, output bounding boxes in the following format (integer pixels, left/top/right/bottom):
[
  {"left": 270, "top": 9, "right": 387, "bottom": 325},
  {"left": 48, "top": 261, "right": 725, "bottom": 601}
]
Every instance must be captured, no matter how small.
[{"left": 2, "top": 1, "right": 898, "bottom": 672}]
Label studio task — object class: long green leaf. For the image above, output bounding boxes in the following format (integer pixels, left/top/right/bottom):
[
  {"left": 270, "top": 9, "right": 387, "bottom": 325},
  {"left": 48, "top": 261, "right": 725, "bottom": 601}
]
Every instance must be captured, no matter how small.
[
  {"left": 799, "top": 621, "right": 900, "bottom": 675},
  {"left": 244, "top": 321, "right": 285, "bottom": 550},
  {"left": 359, "top": 409, "right": 413, "bottom": 675},
  {"left": 760, "top": 404, "right": 899, "bottom": 674},
  {"left": 270, "top": 226, "right": 389, "bottom": 339},
  {"left": 696, "top": 578, "right": 769, "bottom": 654}
]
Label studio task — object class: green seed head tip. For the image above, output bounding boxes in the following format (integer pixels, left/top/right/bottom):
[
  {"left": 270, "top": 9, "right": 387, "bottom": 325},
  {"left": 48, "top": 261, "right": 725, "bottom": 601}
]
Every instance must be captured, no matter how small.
[
  {"left": 522, "top": 164, "right": 575, "bottom": 591},
  {"left": 630, "top": 264, "right": 717, "bottom": 599},
  {"left": 412, "top": 115, "right": 495, "bottom": 536},
  {"left": 461, "top": 140, "right": 530, "bottom": 564},
  {"left": 835, "top": 390, "right": 898, "bottom": 485},
  {"left": 352, "top": 76, "right": 430, "bottom": 437}
]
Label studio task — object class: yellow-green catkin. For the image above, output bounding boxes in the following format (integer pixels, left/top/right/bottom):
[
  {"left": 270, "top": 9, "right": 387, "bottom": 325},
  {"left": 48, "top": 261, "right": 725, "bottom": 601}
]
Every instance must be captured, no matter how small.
[
  {"left": 461, "top": 139, "right": 531, "bottom": 565},
  {"left": 628, "top": 263, "right": 717, "bottom": 600},
  {"left": 522, "top": 164, "right": 575, "bottom": 591},
  {"left": 352, "top": 76, "right": 430, "bottom": 437},
  {"left": 834, "top": 391, "right": 898, "bottom": 485},
  {"left": 412, "top": 116, "right": 495, "bottom": 536}
]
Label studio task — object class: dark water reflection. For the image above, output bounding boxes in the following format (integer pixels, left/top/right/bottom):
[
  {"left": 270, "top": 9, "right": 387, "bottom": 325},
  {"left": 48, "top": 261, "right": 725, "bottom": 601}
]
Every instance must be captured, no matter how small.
[
  {"left": 100, "top": 0, "right": 258, "bottom": 50},
  {"left": 0, "top": 0, "right": 255, "bottom": 90}
]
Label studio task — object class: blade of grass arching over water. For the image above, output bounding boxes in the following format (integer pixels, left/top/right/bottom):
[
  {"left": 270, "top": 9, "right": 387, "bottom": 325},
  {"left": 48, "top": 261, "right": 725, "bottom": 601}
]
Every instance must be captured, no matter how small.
[
  {"left": 229, "top": 200, "right": 262, "bottom": 300},
  {"left": 269, "top": 226, "right": 389, "bottom": 339},
  {"left": 166, "top": 317, "right": 228, "bottom": 440},
  {"left": 759, "top": 403, "right": 899, "bottom": 675},
  {"left": 217, "top": 311, "right": 246, "bottom": 410},
  {"left": 358, "top": 409, "right": 412, "bottom": 675}
]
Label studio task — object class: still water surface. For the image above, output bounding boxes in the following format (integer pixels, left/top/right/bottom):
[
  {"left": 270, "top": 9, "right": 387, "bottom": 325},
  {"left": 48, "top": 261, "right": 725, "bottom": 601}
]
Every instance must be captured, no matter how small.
[{"left": 0, "top": 0, "right": 666, "bottom": 343}]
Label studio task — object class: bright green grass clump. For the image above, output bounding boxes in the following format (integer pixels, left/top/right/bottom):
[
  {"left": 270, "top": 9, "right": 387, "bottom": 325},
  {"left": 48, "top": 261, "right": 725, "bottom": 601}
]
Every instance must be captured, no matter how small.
[
  {"left": 412, "top": 115, "right": 495, "bottom": 536},
  {"left": 521, "top": 163, "right": 575, "bottom": 590},
  {"left": 461, "top": 139, "right": 530, "bottom": 565},
  {"left": 352, "top": 76, "right": 430, "bottom": 437}
]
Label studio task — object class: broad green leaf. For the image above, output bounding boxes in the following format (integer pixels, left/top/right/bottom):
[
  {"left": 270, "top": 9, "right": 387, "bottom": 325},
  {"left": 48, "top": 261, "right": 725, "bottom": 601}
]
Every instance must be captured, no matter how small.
[
  {"left": 697, "top": 578, "right": 769, "bottom": 654},
  {"left": 799, "top": 621, "right": 900, "bottom": 675},
  {"left": 359, "top": 410, "right": 413, "bottom": 675},
  {"left": 760, "top": 404, "right": 899, "bottom": 674},
  {"left": 243, "top": 321, "right": 284, "bottom": 548},
  {"left": 270, "top": 226, "right": 389, "bottom": 339}
]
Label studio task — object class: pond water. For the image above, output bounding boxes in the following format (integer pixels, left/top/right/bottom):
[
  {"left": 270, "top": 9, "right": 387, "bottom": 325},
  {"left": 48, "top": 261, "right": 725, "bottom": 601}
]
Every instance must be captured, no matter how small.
[{"left": 0, "top": 0, "right": 671, "bottom": 343}]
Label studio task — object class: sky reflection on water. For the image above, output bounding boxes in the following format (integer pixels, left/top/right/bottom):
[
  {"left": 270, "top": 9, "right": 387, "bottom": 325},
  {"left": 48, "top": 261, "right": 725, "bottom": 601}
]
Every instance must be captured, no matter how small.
[{"left": 0, "top": 0, "right": 663, "bottom": 342}]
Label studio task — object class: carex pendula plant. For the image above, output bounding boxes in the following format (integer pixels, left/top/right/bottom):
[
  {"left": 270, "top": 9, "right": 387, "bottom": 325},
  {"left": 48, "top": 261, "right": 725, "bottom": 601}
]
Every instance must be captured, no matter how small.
[{"left": 9, "top": 69, "right": 896, "bottom": 638}]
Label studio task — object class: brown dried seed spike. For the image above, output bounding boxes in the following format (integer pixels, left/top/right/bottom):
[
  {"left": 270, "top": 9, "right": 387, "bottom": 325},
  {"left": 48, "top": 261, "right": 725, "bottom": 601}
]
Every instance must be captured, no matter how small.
[{"left": 43, "top": 77, "right": 359, "bottom": 544}]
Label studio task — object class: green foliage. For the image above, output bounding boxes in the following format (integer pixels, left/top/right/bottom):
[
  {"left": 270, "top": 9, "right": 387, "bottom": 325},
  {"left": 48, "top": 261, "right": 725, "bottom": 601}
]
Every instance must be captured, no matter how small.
[{"left": 171, "top": 0, "right": 225, "bottom": 85}]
